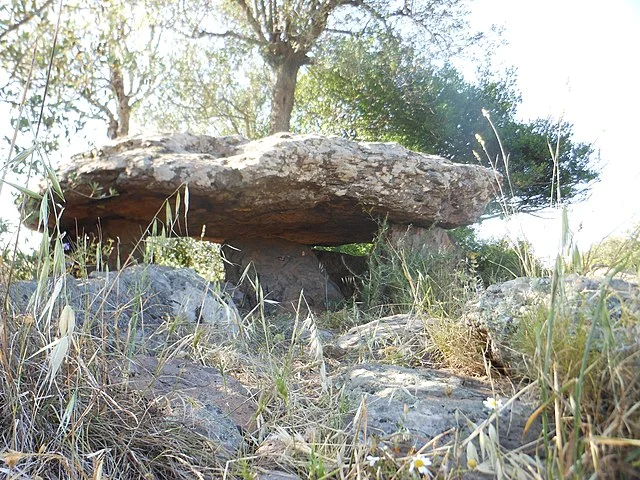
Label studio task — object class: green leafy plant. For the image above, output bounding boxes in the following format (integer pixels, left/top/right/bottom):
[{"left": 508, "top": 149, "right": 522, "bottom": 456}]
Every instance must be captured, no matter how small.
[{"left": 146, "top": 236, "right": 225, "bottom": 282}]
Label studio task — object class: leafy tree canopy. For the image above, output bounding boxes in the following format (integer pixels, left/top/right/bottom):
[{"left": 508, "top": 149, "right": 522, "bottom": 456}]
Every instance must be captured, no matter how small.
[
  {"left": 175, "top": 0, "right": 488, "bottom": 133},
  {"left": 295, "top": 36, "right": 598, "bottom": 214},
  {"left": 140, "top": 38, "right": 271, "bottom": 139},
  {"left": 1, "top": 0, "right": 167, "bottom": 152}
]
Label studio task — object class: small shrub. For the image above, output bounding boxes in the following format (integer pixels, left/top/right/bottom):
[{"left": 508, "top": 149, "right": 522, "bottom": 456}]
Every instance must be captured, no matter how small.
[
  {"left": 1, "top": 248, "right": 38, "bottom": 281},
  {"left": 63, "top": 234, "right": 114, "bottom": 277},
  {"left": 451, "top": 226, "right": 547, "bottom": 286},
  {"left": 513, "top": 301, "right": 603, "bottom": 392},
  {"left": 146, "top": 236, "right": 225, "bottom": 282},
  {"left": 360, "top": 227, "right": 477, "bottom": 318},
  {"left": 424, "top": 317, "right": 488, "bottom": 375}
]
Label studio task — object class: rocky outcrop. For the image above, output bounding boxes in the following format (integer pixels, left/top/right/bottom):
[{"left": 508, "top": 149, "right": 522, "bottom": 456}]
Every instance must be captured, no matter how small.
[
  {"left": 324, "top": 313, "right": 426, "bottom": 359},
  {"left": 336, "top": 363, "right": 539, "bottom": 454},
  {"left": 3, "top": 266, "right": 560, "bottom": 475},
  {"left": 6, "top": 264, "right": 240, "bottom": 337},
  {"left": 326, "top": 315, "right": 540, "bottom": 454},
  {"left": 463, "top": 273, "right": 640, "bottom": 370}
]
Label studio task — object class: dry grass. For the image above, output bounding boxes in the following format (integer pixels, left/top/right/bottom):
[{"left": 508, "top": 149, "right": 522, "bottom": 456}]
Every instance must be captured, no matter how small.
[{"left": 2, "top": 156, "right": 638, "bottom": 479}]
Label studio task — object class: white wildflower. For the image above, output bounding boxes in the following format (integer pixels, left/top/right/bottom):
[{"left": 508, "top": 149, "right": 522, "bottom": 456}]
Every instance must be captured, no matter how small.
[
  {"left": 366, "top": 455, "right": 380, "bottom": 467},
  {"left": 483, "top": 396, "right": 503, "bottom": 412},
  {"left": 409, "top": 454, "right": 432, "bottom": 477}
]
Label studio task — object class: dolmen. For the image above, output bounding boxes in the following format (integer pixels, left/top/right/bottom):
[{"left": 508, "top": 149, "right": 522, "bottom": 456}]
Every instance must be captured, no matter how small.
[{"left": 24, "top": 133, "right": 499, "bottom": 310}]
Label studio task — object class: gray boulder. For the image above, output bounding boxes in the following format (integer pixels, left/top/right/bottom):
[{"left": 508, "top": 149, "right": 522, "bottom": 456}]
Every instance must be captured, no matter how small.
[
  {"left": 324, "top": 313, "right": 426, "bottom": 359},
  {"left": 463, "top": 273, "right": 640, "bottom": 370},
  {"left": 111, "top": 355, "right": 255, "bottom": 457},
  {"left": 325, "top": 314, "right": 540, "bottom": 464},
  {"left": 337, "top": 363, "right": 539, "bottom": 453},
  {"left": 6, "top": 265, "right": 250, "bottom": 457},
  {"left": 7, "top": 264, "right": 240, "bottom": 338}
]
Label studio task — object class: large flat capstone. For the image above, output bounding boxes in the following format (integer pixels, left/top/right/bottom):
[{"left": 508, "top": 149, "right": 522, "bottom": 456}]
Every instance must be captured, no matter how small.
[{"left": 29, "top": 132, "right": 499, "bottom": 246}]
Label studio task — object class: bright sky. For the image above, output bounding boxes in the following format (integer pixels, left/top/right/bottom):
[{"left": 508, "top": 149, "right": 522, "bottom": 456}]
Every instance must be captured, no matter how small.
[
  {"left": 469, "top": 0, "right": 640, "bottom": 262},
  {"left": 2, "top": 0, "right": 639, "bottom": 261}
]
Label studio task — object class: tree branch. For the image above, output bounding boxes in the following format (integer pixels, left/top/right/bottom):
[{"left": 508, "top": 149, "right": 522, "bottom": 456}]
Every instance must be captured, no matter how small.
[
  {"left": 197, "top": 29, "right": 265, "bottom": 47},
  {"left": 0, "top": 0, "right": 55, "bottom": 43},
  {"left": 325, "top": 27, "right": 361, "bottom": 36},
  {"left": 82, "top": 91, "right": 116, "bottom": 126},
  {"left": 338, "top": 0, "right": 396, "bottom": 36},
  {"left": 231, "top": 0, "right": 267, "bottom": 43}
]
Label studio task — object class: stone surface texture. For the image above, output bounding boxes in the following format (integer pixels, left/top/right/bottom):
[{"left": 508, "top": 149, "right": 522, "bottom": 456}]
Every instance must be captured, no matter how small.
[
  {"left": 464, "top": 273, "right": 640, "bottom": 370},
  {"left": 223, "top": 238, "right": 344, "bottom": 310},
  {"left": 335, "top": 363, "right": 539, "bottom": 452},
  {"left": 112, "top": 355, "right": 255, "bottom": 457},
  {"left": 325, "top": 314, "right": 540, "bottom": 462},
  {"left": 31, "top": 132, "right": 499, "bottom": 246},
  {"left": 386, "top": 225, "right": 454, "bottom": 253},
  {"left": 324, "top": 313, "right": 427, "bottom": 359},
  {"left": 7, "top": 264, "right": 240, "bottom": 334}
]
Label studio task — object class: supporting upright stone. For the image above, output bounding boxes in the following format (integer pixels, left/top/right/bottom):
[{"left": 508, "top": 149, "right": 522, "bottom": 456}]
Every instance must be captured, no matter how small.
[
  {"left": 222, "top": 238, "right": 344, "bottom": 311},
  {"left": 386, "top": 224, "right": 454, "bottom": 254}
]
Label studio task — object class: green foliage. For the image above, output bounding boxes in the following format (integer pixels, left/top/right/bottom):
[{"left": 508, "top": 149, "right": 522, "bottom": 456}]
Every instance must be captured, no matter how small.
[
  {"left": 313, "top": 243, "right": 372, "bottom": 257},
  {"left": 62, "top": 235, "right": 114, "bottom": 277},
  {"left": 0, "top": 218, "right": 37, "bottom": 280},
  {"left": 1, "top": 0, "right": 499, "bottom": 146},
  {"left": 140, "top": 38, "right": 271, "bottom": 139},
  {"left": 584, "top": 226, "right": 640, "bottom": 273},
  {"left": 485, "top": 119, "right": 596, "bottom": 213},
  {"left": 177, "top": 0, "right": 491, "bottom": 133},
  {"left": 295, "top": 37, "right": 598, "bottom": 213},
  {"left": 1, "top": 248, "right": 37, "bottom": 281},
  {"left": 451, "top": 226, "right": 547, "bottom": 286},
  {"left": 361, "top": 230, "right": 476, "bottom": 317},
  {"left": 359, "top": 225, "right": 546, "bottom": 319},
  {"left": 1, "top": 0, "right": 167, "bottom": 145},
  {"left": 308, "top": 447, "right": 326, "bottom": 479},
  {"left": 146, "top": 236, "right": 224, "bottom": 282}
]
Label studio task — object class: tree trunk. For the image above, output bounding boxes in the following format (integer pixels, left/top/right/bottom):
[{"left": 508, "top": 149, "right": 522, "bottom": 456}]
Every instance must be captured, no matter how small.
[
  {"left": 109, "top": 62, "right": 130, "bottom": 138},
  {"left": 269, "top": 56, "right": 302, "bottom": 134}
]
